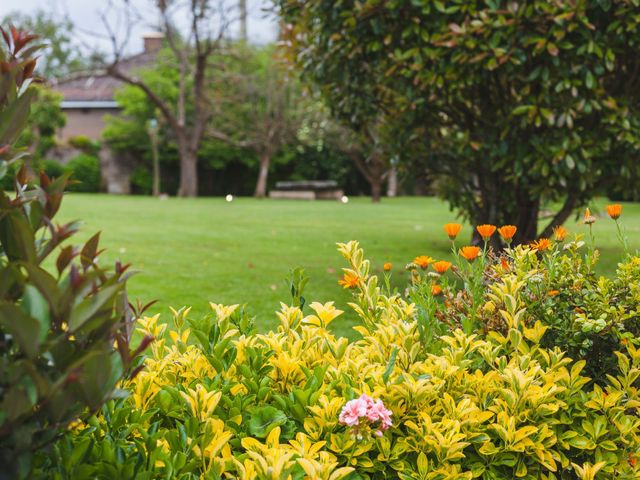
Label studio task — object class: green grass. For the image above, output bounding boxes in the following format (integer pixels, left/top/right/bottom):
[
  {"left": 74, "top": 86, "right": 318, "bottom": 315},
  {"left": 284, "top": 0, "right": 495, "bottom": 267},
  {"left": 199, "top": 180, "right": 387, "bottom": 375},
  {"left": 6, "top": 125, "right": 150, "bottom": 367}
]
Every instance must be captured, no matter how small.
[{"left": 58, "top": 195, "right": 640, "bottom": 337}]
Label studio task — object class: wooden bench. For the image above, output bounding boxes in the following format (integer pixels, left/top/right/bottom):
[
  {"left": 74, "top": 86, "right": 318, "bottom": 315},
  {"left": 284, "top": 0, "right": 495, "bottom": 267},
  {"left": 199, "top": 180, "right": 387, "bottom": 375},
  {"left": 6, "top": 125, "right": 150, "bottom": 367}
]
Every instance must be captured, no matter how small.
[{"left": 269, "top": 180, "right": 344, "bottom": 200}]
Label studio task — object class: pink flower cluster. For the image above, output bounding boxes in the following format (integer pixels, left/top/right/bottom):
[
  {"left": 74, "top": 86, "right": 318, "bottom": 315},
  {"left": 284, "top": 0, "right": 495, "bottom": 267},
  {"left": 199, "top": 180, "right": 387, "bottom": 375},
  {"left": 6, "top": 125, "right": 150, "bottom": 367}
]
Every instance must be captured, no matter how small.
[{"left": 338, "top": 394, "right": 392, "bottom": 437}]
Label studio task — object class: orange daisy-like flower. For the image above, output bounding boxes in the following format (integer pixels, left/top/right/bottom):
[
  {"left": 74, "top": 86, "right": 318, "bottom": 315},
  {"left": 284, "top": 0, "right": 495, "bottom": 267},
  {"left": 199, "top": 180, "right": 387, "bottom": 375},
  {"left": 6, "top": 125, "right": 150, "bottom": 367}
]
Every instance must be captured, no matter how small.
[
  {"left": 431, "top": 284, "right": 442, "bottom": 296},
  {"left": 500, "top": 258, "right": 510, "bottom": 272},
  {"left": 548, "top": 290, "right": 560, "bottom": 297},
  {"left": 432, "top": 260, "right": 452, "bottom": 274},
  {"left": 444, "top": 223, "right": 462, "bottom": 240},
  {"left": 531, "top": 238, "right": 552, "bottom": 252},
  {"left": 553, "top": 225, "right": 568, "bottom": 241},
  {"left": 413, "top": 255, "right": 434, "bottom": 269},
  {"left": 476, "top": 224, "right": 496, "bottom": 240},
  {"left": 383, "top": 262, "right": 392, "bottom": 272},
  {"left": 338, "top": 272, "right": 360, "bottom": 289},
  {"left": 606, "top": 204, "right": 622, "bottom": 220},
  {"left": 583, "top": 208, "right": 596, "bottom": 225},
  {"left": 459, "top": 246, "right": 481, "bottom": 262},
  {"left": 497, "top": 225, "right": 517, "bottom": 242}
]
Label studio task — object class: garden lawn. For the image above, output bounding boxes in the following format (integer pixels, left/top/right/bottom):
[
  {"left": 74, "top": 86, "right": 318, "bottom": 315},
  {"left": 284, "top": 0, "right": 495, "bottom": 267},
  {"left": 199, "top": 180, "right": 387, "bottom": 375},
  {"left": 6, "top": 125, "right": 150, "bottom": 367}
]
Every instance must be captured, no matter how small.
[{"left": 58, "top": 194, "right": 640, "bottom": 337}]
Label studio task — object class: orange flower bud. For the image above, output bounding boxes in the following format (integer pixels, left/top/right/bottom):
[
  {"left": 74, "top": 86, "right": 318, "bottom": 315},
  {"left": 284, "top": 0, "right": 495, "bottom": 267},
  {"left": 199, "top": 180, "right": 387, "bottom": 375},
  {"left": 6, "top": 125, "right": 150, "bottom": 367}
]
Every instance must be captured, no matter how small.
[
  {"left": 338, "top": 272, "right": 360, "bottom": 289},
  {"left": 444, "top": 223, "right": 462, "bottom": 240},
  {"left": 459, "top": 246, "right": 481, "bottom": 262},
  {"left": 432, "top": 260, "right": 452, "bottom": 274},
  {"left": 583, "top": 208, "right": 596, "bottom": 225},
  {"left": 476, "top": 224, "right": 496, "bottom": 240},
  {"left": 553, "top": 225, "right": 568, "bottom": 241},
  {"left": 500, "top": 258, "right": 510, "bottom": 271},
  {"left": 606, "top": 204, "right": 622, "bottom": 220},
  {"left": 497, "top": 225, "right": 517, "bottom": 242},
  {"left": 531, "top": 238, "right": 552, "bottom": 252},
  {"left": 413, "top": 255, "right": 434, "bottom": 269}
]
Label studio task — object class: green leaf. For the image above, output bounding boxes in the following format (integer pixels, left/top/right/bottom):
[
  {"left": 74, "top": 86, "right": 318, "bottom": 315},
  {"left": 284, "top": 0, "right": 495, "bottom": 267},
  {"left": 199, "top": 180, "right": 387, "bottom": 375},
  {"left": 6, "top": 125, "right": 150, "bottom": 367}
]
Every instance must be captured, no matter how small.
[
  {"left": 0, "top": 88, "right": 36, "bottom": 145},
  {"left": 68, "top": 284, "right": 122, "bottom": 332},
  {"left": 248, "top": 406, "right": 287, "bottom": 438},
  {"left": 512, "top": 105, "right": 532, "bottom": 116},
  {"left": 0, "top": 302, "right": 41, "bottom": 358},
  {"left": 565, "top": 155, "right": 575, "bottom": 170},
  {"left": 22, "top": 264, "right": 60, "bottom": 317},
  {"left": 585, "top": 71, "right": 595, "bottom": 89},
  {"left": 382, "top": 347, "right": 398, "bottom": 384},
  {"left": 0, "top": 208, "right": 37, "bottom": 262},
  {"left": 21, "top": 285, "right": 51, "bottom": 344}
]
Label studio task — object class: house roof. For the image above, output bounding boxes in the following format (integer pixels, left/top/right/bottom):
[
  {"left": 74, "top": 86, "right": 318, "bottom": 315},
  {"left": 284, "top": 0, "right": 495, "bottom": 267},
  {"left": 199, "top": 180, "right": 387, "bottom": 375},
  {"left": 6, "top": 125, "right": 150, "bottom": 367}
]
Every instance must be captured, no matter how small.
[{"left": 53, "top": 51, "right": 158, "bottom": 106}]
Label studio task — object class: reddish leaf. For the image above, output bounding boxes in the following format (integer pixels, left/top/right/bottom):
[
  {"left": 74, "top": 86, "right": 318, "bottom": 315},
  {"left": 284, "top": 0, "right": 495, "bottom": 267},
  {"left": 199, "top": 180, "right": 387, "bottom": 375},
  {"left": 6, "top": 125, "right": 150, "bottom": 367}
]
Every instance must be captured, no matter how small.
[
  {"left": 0, "top": 27, "right": 9, "bottom": 48},
  {"left": 133, "top": 334, "right": 154, "bottom": 357},
  {"left": 39, "top": 170, "right": 50, "bottom": 189},
  {"left": 16, "top": 163, "right": 28, "bottom": 186},
  {"left": 56, "top": 245, "right": 78, "bottom": 276},
  {"left": 80, "top": 232, "right": 101, "bottom": 270},
  {"left": 22, "top": 59, "right": 36, "bottom": 79}
]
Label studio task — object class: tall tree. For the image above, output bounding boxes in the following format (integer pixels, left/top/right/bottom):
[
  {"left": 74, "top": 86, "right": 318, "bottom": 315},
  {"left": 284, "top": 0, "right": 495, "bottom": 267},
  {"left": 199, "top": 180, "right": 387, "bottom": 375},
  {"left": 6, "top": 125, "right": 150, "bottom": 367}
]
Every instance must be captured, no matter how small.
[
  {"left": 212, "top": 45, "right": 305, "bottom": 198},
  {"left": 278, "top": 0, "right": 640, "bottom": 242},
  {"left": 103, "top": 0, "right": 237, "bottom": 197}
]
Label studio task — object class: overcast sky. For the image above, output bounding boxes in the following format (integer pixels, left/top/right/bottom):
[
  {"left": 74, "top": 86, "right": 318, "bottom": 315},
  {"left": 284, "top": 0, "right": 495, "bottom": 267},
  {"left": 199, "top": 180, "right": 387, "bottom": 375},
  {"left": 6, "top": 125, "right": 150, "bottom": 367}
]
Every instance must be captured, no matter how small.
[{"left": 0, "top": 0, "right": 278, "bottom": 55}]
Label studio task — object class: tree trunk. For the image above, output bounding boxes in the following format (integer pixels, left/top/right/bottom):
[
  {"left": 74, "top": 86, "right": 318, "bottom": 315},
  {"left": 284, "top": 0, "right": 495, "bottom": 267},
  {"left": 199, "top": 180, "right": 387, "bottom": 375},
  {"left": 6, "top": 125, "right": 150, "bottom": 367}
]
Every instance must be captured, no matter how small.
[
  {"left": 254, "top": 153, "right": 270, "bottom": 198},
  {"left": 414, "top": 172, "right": 429, "bottom": 196},
  {"left": 150, "top": 132, "right": 161, "bottom": 197},
  {"left": 386, "top": 165, "right": 398, "bottom": 197},
  {"left": 239, "top": 0, "right": 247, "bottom": 41},
  {"left": 178, "top": 147, "right": 198, "bottom": 197},
  {"left": 538, "top": 194, "right": 578, "bottom": 239},
  {"left": 514, "top": 196, "right": 540, "bottom": 244},
  {"left": 371, "top": 179, "right": 382, "bottom": 203}
]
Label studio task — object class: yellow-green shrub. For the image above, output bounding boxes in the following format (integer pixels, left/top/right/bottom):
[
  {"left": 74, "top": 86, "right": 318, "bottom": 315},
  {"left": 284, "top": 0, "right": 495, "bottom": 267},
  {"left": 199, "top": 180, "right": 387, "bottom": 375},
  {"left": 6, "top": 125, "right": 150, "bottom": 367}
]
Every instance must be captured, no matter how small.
[{"left": 34, "top": 242, "right": 640, "bottom": 479}]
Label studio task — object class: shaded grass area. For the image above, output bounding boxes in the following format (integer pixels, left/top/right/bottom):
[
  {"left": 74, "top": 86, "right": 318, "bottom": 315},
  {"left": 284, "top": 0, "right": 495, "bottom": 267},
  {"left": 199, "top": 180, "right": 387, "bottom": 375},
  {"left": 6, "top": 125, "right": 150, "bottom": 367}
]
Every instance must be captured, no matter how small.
[{"left": 58, "top": 195, "right": 639, "bottom": 337}]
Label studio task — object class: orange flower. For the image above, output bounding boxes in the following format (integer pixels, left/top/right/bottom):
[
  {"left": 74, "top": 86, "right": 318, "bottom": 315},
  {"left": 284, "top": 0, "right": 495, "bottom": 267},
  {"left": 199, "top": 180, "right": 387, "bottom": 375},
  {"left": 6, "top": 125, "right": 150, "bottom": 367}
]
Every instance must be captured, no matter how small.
[
  {"left": 338, "top": 272, "right": 360, "bottom": 289},
  {"left": 500, "top": 258, "right": 510, "bottom": 272},
  {"left": 583, "top": 207, "right": 596, "bottom": 225},
  {"left": 444, "top": 223, "right": 462, "bottom": 240},
  {"left": 553, "top": 225, "right": 568, "bottom": 241},
  {"left": 606, "top": 204, "right": 622, "bottom": 220},
  {"left": 548, "top": 290, "right": 560, "bottom": 297},
  {"left": 629, "top": 453, "right": 636, "bottom": 468},
  {"left": 413, "top": 255, "right": 434, "bottom": 269},
  {"left": 531, "top": 238, "right": 552, "bottom": 252},
  {"left": 431, "top": 284, "right": 442, "bottom": 296},
  {"left": 497, "top": 225, "right": 517, "bottom": 242},
  {"left": 432, "top": 260, "right": 452, "bottom": 274},
  {"left": 476, "top": 224, "right": 496, "bottom": 240},
  {"left": 383, "top": 262, "right": 392, "bottom": 272},
  {"left": 459, "top": 246, "right": 481, "bottom": 262}
]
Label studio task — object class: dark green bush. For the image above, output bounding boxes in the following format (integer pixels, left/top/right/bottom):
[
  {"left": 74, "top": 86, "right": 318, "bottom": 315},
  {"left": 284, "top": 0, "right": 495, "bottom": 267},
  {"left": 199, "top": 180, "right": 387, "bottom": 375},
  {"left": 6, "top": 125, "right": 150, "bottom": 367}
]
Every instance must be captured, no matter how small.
[
  {"left": 64, "top": 154, "right": 101, "bottom": 192},
  {"left": 68, "top": 135, "right": 100, "bottom": 154},
  {"left": 129, "top": 165, "right": 152, "bottom": 195},
  {"left": 41, "top": 159, "right": 64, "bottom": 179}
]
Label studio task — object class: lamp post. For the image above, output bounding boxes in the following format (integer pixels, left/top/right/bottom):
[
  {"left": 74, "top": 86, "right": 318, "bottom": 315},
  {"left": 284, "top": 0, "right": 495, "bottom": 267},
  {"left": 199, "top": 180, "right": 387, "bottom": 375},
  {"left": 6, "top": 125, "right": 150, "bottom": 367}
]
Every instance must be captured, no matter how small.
[{"left": 147, "top": 118, "right": 160, "bottom": 197}]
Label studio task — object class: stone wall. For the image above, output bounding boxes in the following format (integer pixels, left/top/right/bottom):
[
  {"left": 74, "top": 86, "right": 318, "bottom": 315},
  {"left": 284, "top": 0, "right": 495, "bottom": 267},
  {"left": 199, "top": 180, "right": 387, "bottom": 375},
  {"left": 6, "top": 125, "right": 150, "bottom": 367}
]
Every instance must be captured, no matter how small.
[{"left": 99, "top": 147, "right": 134, "bottom": 194}]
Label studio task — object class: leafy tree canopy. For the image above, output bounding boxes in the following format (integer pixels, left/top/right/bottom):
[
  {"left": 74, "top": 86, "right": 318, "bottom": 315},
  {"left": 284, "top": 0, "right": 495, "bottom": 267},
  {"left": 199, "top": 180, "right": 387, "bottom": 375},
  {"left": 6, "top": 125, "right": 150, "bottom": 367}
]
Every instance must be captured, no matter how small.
[{"left": 277, "top": 0, "right": 640, "bottom": 241}]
